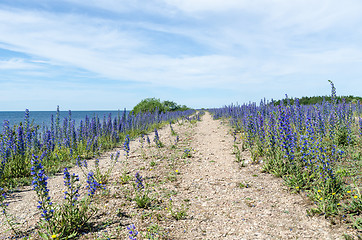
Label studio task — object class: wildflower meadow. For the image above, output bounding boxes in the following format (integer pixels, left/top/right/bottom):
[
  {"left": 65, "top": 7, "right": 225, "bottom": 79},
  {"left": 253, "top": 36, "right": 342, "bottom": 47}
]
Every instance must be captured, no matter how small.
[
  {"left": 0, "top": 82, "right": 361, "bottom": 239},
  {"left": 0, "top": 107, "right": 195, "bottom": 238}
]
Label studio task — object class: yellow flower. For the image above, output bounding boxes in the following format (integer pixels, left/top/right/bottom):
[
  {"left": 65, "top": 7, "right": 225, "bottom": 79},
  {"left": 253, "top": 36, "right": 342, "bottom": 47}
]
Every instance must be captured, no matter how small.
[
  {"left": 51, "top": 234, "right": 57, "bottom": 239},
  {"left": 332, "top": 192, "right": 336, "bottom": 195},
  {"left": 317, "top": 190, "right": 321, "bottom": 193},
  {"left": 320, "top": 197, "right": 323, "bottom": 200},
  {"left": 347, "top": 190, "right": 351, "bottom": 193},
  {"left": 354, "top": 196, "right": 358, "bottom": 199},
  {"left": 175, "top": 170, "right": 179, "bottom": 173},
  {"left": 337, "top": 203, "right": 341, "bottom": 205}
]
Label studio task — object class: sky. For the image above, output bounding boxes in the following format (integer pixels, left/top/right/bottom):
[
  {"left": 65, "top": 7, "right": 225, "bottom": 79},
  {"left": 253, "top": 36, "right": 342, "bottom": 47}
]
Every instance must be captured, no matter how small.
[{"left": 0, "top": 0, "right": 362, "bottom": 111}]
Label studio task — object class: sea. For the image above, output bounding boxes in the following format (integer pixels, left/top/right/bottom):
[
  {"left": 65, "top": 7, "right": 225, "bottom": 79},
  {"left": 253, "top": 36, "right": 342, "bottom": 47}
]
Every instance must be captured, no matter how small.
[{"left": 0, "top": 110, "right": 128, "bottom": 128}]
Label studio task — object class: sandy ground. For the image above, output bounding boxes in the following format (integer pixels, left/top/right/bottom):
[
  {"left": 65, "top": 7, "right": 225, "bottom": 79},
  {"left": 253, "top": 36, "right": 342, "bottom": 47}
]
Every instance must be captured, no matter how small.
[{"left": 0, "top": 112, "right": 359, "bottom": 239}]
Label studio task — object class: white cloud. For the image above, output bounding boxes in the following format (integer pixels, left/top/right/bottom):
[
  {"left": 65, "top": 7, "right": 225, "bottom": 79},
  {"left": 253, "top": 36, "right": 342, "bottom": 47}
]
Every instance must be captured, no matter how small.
[
  {"left": 0, "top": 58, "right": 40, "bottom": 70},
  {"left": 63, "top": 0, "right": 174, "bottom": 16},
  {"left": 164, "top": 0, "right": 252, "bottom": 12},
  {"left": 63, "top": 0, "right": 131, "bottom": 12},
  {"left": 164, "top": 0, "right": 362, "bottom": 35},
  {"left": 0, "top": 7, "right": 254, "bottom": 89},
  {"left": 0, "top": 0, "right": 362, "bottom": 110}
]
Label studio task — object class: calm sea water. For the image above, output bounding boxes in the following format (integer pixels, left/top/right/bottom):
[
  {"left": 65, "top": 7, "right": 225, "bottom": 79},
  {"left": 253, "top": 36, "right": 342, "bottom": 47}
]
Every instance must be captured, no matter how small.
[{"left": 0, "top": 110, "right": 128, "bottom": 128}]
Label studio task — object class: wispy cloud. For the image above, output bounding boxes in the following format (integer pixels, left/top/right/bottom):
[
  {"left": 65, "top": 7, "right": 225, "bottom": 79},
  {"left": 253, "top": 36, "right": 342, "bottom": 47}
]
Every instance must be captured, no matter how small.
[
  {"left": 0, "top": 58, "right": 41, "bottom": 70},
  {"left": 0, "top": 0, "right": 361, "bottom": 110}
]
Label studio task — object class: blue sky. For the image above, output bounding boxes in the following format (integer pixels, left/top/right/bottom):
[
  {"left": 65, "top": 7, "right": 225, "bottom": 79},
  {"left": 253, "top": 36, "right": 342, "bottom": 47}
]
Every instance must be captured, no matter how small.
[{"left": 0, "top": 0, "right": 361, "bottom": 111}]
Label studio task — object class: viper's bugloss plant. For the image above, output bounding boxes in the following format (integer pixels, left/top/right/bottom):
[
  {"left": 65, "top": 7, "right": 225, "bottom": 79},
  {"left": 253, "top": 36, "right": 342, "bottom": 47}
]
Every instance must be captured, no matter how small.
[
  {"left": 134, "top": 172, "right": 151, "bottom": 208},
  {"left": 135, "top": 172, "right": 144, "bottom": 191},
  {"left": 182, "top": 148, "right": 192, "bottom": 159},
  {"left": 124, "top": 135, "right": 130, "bottom": 158},
  {"left": 170, "top": 121, "right": 177, "bottom": 136},
  {"left": 86, "top": 171, "right": 104, "bottom": 196},
  {"left": 175, "top": 135, "right": 179, "bottom": 144},
  {"left": 153, "top": 128, "right": 163, "bottom": 148},
  {"left": 146, "top": 135, "right": 151, "bottom": 145},
  {"left": 31, "top": 153, "right": 54, "bottom": 223},
  {"left": 63, "top": 168, "right": 80, "bottom": 206},
  {"left": 127, "top": 224, "right": 138, "bottom": 240},
  {"left": 76, "top": 151, "right": 119, "bottom": 188},
  {"left": 49, "top": 168, "right": 95, "bottom": 238},
  {"left": 96, "top": 151, "right": 120, "bottom": 185}
]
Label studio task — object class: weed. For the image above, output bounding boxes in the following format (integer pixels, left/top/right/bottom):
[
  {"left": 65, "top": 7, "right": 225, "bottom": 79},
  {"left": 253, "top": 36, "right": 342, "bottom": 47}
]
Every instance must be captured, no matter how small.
[
  {"left": 143, "top": 223, "right": 165, "bottom": 239},
  {"left": 133, "top": 172, "right": 152, "bottom": 209},
  {"left": 182, "top": 148, "right": 192, "bottom": 159},
  {"left": 238, "top": 181, "right": 251, "bottom": 189},
  {"left": 168, "top": 198, "right": 188, "bottom": 220}
]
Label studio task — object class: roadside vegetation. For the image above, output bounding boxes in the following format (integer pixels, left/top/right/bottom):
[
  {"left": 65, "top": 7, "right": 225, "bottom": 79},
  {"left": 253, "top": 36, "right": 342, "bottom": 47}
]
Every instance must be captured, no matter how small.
[
  {"left": 210, "top": 81, "right": 362, "bottom": 232},
  {"left": 0, "top": 101, "right": 195, "bottom": 238},
  {"left": 0, "top": 111, "right": 202, "bottom": 239}
]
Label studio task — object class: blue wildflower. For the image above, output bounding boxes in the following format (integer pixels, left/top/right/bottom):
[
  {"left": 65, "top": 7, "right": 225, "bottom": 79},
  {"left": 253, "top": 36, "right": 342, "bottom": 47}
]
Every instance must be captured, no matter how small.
[{"left": 127, "top": 224, "right": 138, "bottom": 240}]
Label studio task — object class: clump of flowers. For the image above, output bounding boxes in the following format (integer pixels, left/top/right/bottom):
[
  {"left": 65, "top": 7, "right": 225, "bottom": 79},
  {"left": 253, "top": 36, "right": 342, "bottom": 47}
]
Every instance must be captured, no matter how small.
[
  {"left": 124, "top": 135, "right": 130, "bottom": 158},
  {"left": 134, "top": 172, "right": 151, "bottom": 208},
  {"left": 182, "top": 148, "right": 192, "bottom": 158},
  {"left": 175, "top": 135, "right": 179, "bottom": 144},
  {"left": 127, "top": 224, "right": 138, "bottom": 240},
  {"left": 30, "top": 152, "right": 98, "bottom": 238},
  {"left": 146, "top": 135, "right": 151, "bottom": 145},
  {"left": 31, "top": 154, "right": 54, "bottom": 223},
  {"left": 86, "top": 171, "right": 104, "bottom": 196},
  {"left": 135, "top": 172, "right": 144, "bottom": 190},
  {"left": 153, "top": 128, "right": 163, "bottom": 148},
  {"left": 63, "top": 168, "right": 80, "bottom": 206},
  {"left": 53, "top": 168, "right": 95, "bottom": 238}
]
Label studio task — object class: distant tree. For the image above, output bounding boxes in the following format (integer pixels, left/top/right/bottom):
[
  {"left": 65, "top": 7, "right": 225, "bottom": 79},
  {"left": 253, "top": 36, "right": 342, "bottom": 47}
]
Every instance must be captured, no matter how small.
[
  {"left": 131, "top": 98, "right": 165, "bottom": 115},
  {"left": 162, "top": 100, "right": 179, "bottom": 111},
  {"left": 131, "top": 98, "right": 190, "bottom": 115}
]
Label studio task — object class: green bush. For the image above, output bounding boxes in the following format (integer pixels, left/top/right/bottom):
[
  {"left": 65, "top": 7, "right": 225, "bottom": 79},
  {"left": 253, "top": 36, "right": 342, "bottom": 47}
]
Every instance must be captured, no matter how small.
[{"left": 131, "top": 98, "right": 190, "bottom": 115}]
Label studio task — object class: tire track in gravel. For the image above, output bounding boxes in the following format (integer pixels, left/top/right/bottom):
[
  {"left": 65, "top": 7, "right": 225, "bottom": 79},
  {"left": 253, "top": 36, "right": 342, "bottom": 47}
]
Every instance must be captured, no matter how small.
[{"left": 172, "top": 112, "right": 354, "bottom": 239}]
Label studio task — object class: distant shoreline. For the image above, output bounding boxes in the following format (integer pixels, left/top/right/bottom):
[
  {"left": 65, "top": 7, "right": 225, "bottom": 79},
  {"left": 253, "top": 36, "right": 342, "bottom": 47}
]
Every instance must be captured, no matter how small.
[{"left": 0, "top": 110, "right": 129, "bottom": 127}]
